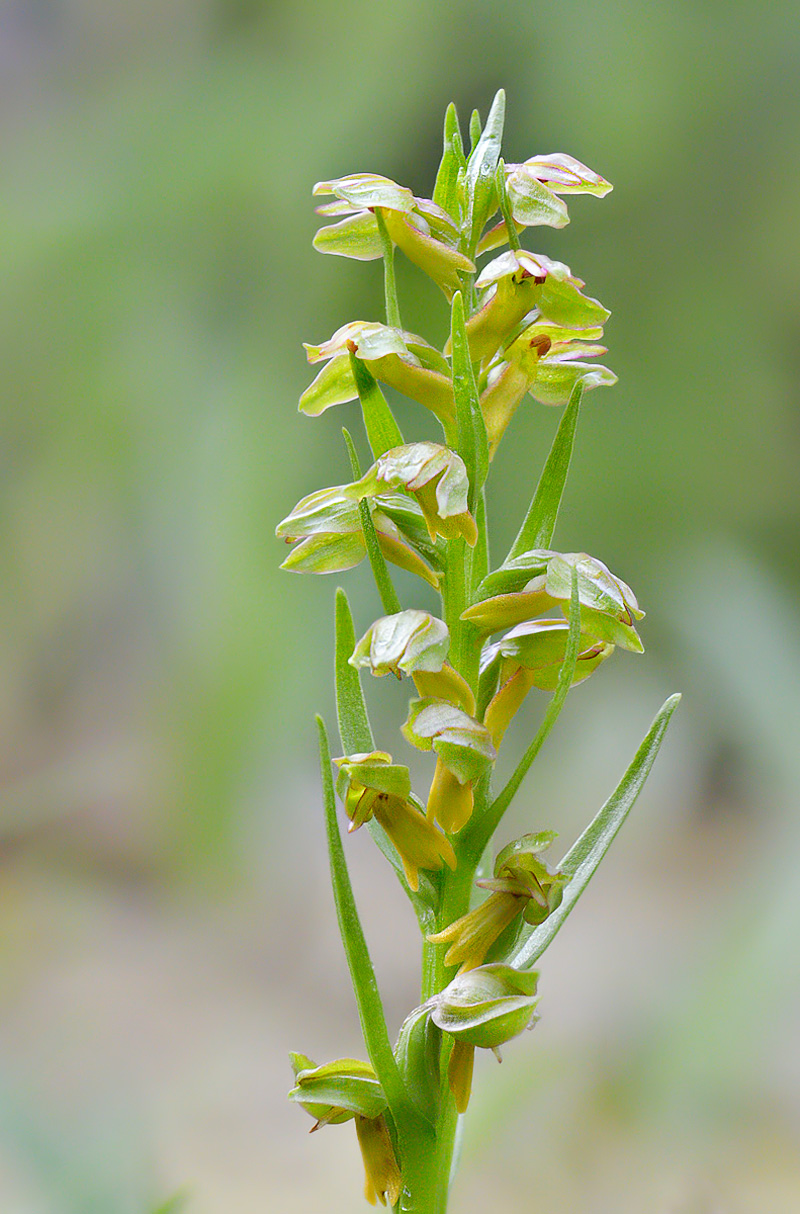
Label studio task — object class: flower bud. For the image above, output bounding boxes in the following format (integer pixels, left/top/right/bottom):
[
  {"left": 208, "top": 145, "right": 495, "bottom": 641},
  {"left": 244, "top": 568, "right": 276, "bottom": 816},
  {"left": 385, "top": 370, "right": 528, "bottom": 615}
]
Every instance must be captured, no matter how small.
[{"left": 350, "top": 444, "right": 477, "bottom": 547}]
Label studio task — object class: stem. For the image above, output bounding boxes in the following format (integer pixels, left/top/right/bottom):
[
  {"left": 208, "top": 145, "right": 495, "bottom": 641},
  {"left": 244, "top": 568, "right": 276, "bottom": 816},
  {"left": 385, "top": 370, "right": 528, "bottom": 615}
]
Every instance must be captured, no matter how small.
[{"left": 376, "top": 208, "right": 402, "bottom": 330}]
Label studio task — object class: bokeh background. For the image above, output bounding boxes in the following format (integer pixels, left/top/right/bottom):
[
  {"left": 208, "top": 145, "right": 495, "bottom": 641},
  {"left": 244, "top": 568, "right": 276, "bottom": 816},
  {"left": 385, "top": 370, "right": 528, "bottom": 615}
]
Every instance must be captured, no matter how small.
[{"left": 2, "top": 1, "right": 800, "bottom": 1210}]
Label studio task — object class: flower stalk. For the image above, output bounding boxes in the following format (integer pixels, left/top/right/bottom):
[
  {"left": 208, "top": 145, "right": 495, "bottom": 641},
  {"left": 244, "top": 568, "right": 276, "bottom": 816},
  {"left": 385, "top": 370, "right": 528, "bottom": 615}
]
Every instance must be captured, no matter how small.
[{"left": 279, "top": 91, "right": 679, "bottom": 1212}]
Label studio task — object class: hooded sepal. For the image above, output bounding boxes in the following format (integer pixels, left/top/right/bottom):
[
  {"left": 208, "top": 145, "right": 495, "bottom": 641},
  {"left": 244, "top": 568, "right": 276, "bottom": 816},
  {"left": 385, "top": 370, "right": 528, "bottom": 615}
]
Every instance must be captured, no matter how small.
[
  {"left": 351, "top": 443, "right": 478, "bottom": 546},
  {"left": 288, "top": 1056, "right": 388, "bottom": 1128},
  {"left": 350, "top": 610, "right": 450, "bottom": 678}
]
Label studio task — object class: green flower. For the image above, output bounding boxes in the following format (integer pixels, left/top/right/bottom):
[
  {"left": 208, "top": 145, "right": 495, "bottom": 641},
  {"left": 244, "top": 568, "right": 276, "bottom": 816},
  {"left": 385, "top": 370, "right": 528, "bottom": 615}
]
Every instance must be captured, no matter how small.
[
  {"left": 349, "top": 443, "right": 477, "bottom": 546},
  {"left": 425, "top": 964, "right": 540, "bottom": 1111},
  {"left": 276, "top": 483, "right": 440, "bottom": 588},
  {"left": 300, "top": 320, "right": 456, "bottom": 427},
  {"left": 465, "top": 549, "right": 644, "bottom": 650},
  {"left": 350, "top": 610, "right": 475, "bottom": 712},
  {"left": 334, "top": 751, "right": 456, "bottom": 890},
  {"left": 312, "top": 172, "right": 475, "bottom": 296},
  {"left": 402, "top": 699, "right": 496, "bottom": 833},
  {"left": 458, "top": 249, "right": 610, "bottom": 371},
  {"left": 427, "top": 832, "right": 567, "bottom": 972},
  {"left": 477, "top": 153, "right": 612, "bottom": 254},
  {"left": 481, "top": 620, "right": 614, "bottom": 745},
  {"left": 288, "top": 1056, "right": 400, "bottom": 1207}
]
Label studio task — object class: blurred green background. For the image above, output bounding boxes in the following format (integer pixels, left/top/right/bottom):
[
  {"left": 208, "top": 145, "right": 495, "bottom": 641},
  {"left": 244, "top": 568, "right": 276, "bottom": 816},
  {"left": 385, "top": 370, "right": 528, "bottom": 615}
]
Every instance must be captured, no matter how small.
[{"left": 2, "top": 1, "right": 799, "bottom": 1210}]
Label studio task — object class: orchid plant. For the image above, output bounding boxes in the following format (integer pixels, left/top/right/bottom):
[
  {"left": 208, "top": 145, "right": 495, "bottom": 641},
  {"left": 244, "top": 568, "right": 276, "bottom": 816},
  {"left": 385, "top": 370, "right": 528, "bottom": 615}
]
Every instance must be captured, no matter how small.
[{"left": 278, "top": 91, "right": 680, "bottom": 1213}]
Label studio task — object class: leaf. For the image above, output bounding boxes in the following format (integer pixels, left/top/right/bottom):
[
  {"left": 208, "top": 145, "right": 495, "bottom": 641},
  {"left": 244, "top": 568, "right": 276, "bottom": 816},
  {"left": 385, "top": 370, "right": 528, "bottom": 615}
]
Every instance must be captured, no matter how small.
[
  {"left": 465, "top": 89, "right": 505, "bottom": 252},
  {"left": 508, "top": 693, "right": 682, "bottom": 969},
  {"left": 316, "top": 716, "right": 413, "bottom": 1124},
  {"left": 335, "top": 587, "right": 374, "bottom": 754},
  {"left": 508, "top": 381, "right": 583, "bottom": 559},
  {"left": 349, "top": 352, "right": 404, "bottom": 459},
  {"left": 433, "top": 102, "right": 466, "bottom": 223},
  {"left": 313, "top": 211, "right": 383, "bottom": 261},
  {"left": 450, "top": 291, "right": 489, "bottom": 512}
]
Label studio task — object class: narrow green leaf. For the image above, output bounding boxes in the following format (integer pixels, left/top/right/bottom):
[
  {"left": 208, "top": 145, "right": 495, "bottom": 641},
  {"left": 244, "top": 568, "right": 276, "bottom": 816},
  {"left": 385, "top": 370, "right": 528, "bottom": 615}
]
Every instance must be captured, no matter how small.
[
  {"left": 433, "top": 102, "right": 466, "bottom": 223},
  {"left": 509, "top": 380, "right": 583, "bottom": 559},
  {"left": 316, "top": 716, "right": 415, "bottom": 1125},
  {"left": 509, "top": 693, "right": 682, "bottom": 969},
  {"left": 468, "top": 109, "right": 482, "bottom": 154},
  {"left": 466, "top": 89, "right": 506, "bottom": 253},
  {"left": 375, "top": 208, "right": 402, "bottom": 330},
  {"left": 334, "top": 586, "right": 374, "bottom": 754},
  {"left": 342, "top": 428, "right": 402, "bottom": 615},
  {"left": 463, "top": 568, "right": 582, "bottom": 859},
  {"left": 349, "top": 351, "right": 404, "bottom": 459},
  {"left": 450, "top": 291, "right": 489, "bottom": 512}
]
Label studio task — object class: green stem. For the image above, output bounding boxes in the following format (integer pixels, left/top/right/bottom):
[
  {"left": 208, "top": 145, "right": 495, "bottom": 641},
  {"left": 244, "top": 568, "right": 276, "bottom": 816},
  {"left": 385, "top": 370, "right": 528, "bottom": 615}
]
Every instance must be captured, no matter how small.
[{"left": 376, "top": 208, "right": 402, "bottom": 330}]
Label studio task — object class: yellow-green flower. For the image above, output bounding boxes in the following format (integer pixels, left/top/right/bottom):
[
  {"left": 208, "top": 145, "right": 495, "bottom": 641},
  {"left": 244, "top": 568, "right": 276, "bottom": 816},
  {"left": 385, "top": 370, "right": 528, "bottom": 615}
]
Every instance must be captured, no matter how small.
[
  {"left": 350, "top": 609, "right": 475, "bottom": 713},
  {"left": 288, "top": 1055, "right": 401, "bottom": 1207},
  {"left": 312, "top": 172, "right": 475, "bottom": 297},
  {"left": 425, "top": 964, "right": 540, "bottom": 1111},
  {"left": 427, "top": 832, "right": 567, "bottom": 972},
  {"left": 335, "top": 751, "right": 455, "bottom": 890},
  {"left": 349, "top": 443, "right": 478, "bottom": 547}
]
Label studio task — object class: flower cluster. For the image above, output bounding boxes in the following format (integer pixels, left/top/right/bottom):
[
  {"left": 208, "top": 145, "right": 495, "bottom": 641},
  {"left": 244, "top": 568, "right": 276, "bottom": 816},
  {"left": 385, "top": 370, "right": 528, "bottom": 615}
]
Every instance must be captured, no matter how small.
[{"left": 277, "top": 91, "right": 675, "bottom": 1213}]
